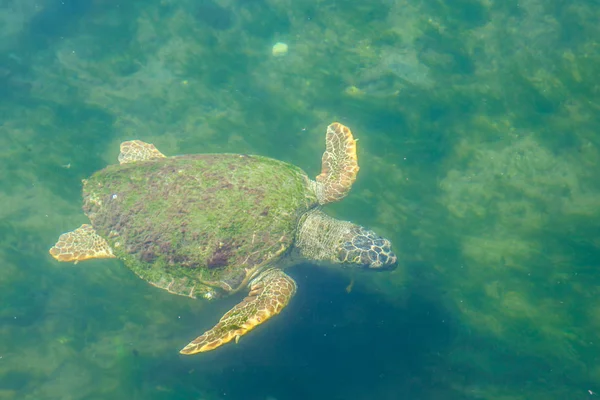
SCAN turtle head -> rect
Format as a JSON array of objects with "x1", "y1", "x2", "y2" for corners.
[
  {"x1": 296, "y1": 210, "x2": 397, "y2": 270},
  {"x1": 336, "y1": 226, "x2": 397, "y2": 270}
]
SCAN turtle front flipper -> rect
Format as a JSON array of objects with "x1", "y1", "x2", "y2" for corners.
[
  {"x1": 180, "y1": 269, "x2": 296, "y2": 354},
  {"x1": 316, "y1": 122, "x2": 360, "y2": 204},
  {"x1": 118, "y1": 140, "x2": 166, "y2": 164},
  {"x1": 49, "y1": 224, "x2": 115, "y2": 263}
]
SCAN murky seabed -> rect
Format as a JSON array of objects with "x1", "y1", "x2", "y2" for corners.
[{"x1": 1, "y1": 0, "x2": 599, "y2": 399}]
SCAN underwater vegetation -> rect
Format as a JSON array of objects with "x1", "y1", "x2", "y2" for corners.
[{"x1": 1, "y1": 0, "x2": 600, "y2": 398}]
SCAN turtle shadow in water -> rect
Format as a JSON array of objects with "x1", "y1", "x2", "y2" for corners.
[{"x1": 135, "y1": 262, "x2": 461, "y2": 400}]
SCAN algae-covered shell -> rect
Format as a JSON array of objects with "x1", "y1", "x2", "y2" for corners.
[{"x1": 82, "y1": 154, "x2": 318, "y2": 296}]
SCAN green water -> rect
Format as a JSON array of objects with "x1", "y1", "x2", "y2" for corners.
[{"x1": 1, "y1": 0, "x2": 599, "y2": 398}]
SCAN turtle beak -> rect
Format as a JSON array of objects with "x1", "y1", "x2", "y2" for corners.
[
  {"x1": 369, "y1": 251, "x2": 397, "y2": 270},
  {"x1": 366, "y1": 234, "x2": 397, "y2": 270}
]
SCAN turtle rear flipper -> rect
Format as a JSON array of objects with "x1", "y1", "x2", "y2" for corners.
[
  {"x1": 179, "y1": 269, "x2": 296, "y2": 354},
  {"x1": 118, "y1": 140, "x2": 166, "y2": 164},
  {"x1": 316, "y1": 122, "x2": 360, "y2": 204},
  {"x1": 49, "y1": 224, "x2": 115, "y2": 263}
]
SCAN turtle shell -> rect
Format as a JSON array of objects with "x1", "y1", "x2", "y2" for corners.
[{"x1": 82, "y1": 154, "x2": 318, "y2": 297}]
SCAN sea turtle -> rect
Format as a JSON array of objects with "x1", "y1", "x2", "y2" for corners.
[{"x1": 49, "y1": 122, "x2": 397, "y2": 354}]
